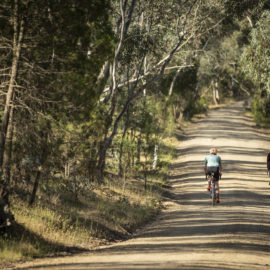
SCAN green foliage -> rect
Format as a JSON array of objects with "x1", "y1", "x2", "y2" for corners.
[
  {"x1": 197, "y1": 29, "x2": 246, "y2": 100},
  {"x1": 0, "y1": 0, "x2": 114, "y2": 192},
  {"x1": 224, "y1": 0, "x2": 266, "y2": 20},
  {"x1": 194, "y1": 96, "x2": 208, "y2": 114},
  {"x1": 252, "y1": 96, "x2": 270, "y2": 124},
  {"x1": 174, "y1": 67, "x2": 198, "y2": 97},
  {"x1": 241, "y1": 10, "x2": 270, "y2": 123},
  {"x1": 164, "y1": 109, "x2": 176, "y2": 136},
  {"x1": 241, "y1": 11, "x2": 270, "y2": 94}
]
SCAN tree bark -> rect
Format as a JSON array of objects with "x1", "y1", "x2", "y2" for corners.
[
  {"x1": 29, "y1": 170, "x2": 41, "y2": 206},
  {"x1": 1, "y1": 106, "x2": 15, "y2": 203},
  {"x1": 213, "y1": 80, "x2": 219, "y2": 104},
  {"x1": 169, "y1": 67, "x2": 182, "y2": 96},
  {"x1": 0, "y1": 6, "x2": 24, "y2": 168},
  {"x1": 29, "y1": 128, "x2": 48, "y2": 206},
  {"x1": 0, "y1": 0, "x2": 24, "y2": 228},
  {"x1": 97, "y1": 0, "x2": 136, "y2": 182},
  {"x1": 118, "y1": 107, "x2": 130, "y2": 177}
]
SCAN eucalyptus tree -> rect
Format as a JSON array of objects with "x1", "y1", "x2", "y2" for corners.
[
  {"x1": 180, "y1": 0, "x2": 269, "y2": 105},
  {"x1": 221, "y1": 0, "x2": 270, "y2": 122},
  {"x1": 95, "y1": 0, "x2": 236, "y2": 181},
  {"x1": 0, "y1": 0, "x2": 113, "y2": 226},
  {"x1": 0, "y1": 0, "x2": 26, "y2": 227},
  {"x1": 241, "y1": 10, "x2": 270, "y2": 122},
  {"x1": 96, "y1": 0, "x2": 185, "y2": 180}
]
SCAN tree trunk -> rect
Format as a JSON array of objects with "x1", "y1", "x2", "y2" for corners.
[
  {"x1": 213, "y1": 80, "x2": 219, "y2": 104},
  {"x1": 131, "y1": 129, "x2": 135, "y2": 168},
  {"x1": 96, "y1": 0, "x2": 136, "y2": 182},
  {"x1": 137, "y1": 132, "x2": 142, "y2": 164},
  {"x1": 1, "y1": 106, "x2": 15, "y2": 203},
  {"x1": 0, "y1": 1, "x2": 24, "y2": 228},
  {"x1": 29, "y1": 170, "x2": 41, "y2": 206},
  {"x1": 29, "y1": 130, "x2": 48, "y2": 206},
  {"x1": 168, "y1": 67, "x2": 181, "y2": 96},
  {"x1": 118, "y1": 72, "x2": 131, "y2": 176},
  {"x1": 137, "y1": 87, "x2": 147, "y2": 164},
  {"x1": 0, "y1": 10, "x2": 24, "y2": 168},
  {"x1": 96, "y1": 145, "x2": 107, "y2": 181},
  {"x1": 118, "y1": 124, "x2": 129, "y2": 177}
]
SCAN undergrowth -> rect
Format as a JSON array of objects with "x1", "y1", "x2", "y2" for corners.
[{"x1": 0, "y1": 135, "x2": 178, "y2": 266}]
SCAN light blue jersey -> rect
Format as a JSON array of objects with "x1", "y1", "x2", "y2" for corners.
[{"x1": 204, "y1": 154, "x2": 221, "y2": 167}]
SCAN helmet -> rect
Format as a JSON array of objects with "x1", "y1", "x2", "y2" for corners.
[{"x1": 210, "y1": 148, "x2": 218, "y2": 154}]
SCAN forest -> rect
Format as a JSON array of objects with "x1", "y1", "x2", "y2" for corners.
[{"x1": 0, "y1": 0, "x2": 270, "y2": 264}]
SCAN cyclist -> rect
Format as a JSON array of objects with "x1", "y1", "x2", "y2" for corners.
[
  {"x1": 267, "y1": 152, "x2": 270, "y2": 175},
  {"x1": 204, "y1": 147, "x2": 222, "y2": 203}
]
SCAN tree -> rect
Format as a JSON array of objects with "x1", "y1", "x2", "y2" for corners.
[
  {"x1": 0, "y1": 0, "x2": 113, "y2": 227},
  {"x1": 241, "y1": 10, "x2": 270, "y2": 122},
  {"x1": 94, "y1": 0, "x2": 234, "y2": 181}
]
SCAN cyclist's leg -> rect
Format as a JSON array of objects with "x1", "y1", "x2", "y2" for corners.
[
  {"x1": 207, "y1": 174, "x2": 211, "y2": 191},
  {"x1": 207, "y1": 174, "x2": 211, "y2": 186},
  {"x1": 206, "y1": 167, "x2": 214, "y2": 190},
  {"x1": 214, "y1": 181, "x2": 219, "y2": 193},
  {"x1": 213, "y1": 168, "x2": 220, "y2": 197}
]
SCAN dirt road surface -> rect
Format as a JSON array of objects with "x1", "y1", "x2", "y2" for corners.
[{"x1": 14, "y1": 101, "x2": 270, "y2": 269}]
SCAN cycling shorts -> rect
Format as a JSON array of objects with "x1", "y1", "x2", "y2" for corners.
[{"x1": 207, "y1": 166, "x2": 220, "y2": 180}]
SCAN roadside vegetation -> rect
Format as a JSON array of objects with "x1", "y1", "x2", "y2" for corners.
[
  {"x1": 0, "y1": 117, "x2": 178, "y2": 265},
  {"x1": 0, "y1": 0, "x2": 270, "y2": 266}
]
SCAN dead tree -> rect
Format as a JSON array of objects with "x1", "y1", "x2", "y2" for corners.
[{"x1": 0, "y1": 0, "x2": 24, "y2": 228}]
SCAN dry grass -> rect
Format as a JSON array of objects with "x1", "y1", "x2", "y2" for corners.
[{"x1": 0, "y1": 135, "x2": 178, "y2": 267}]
